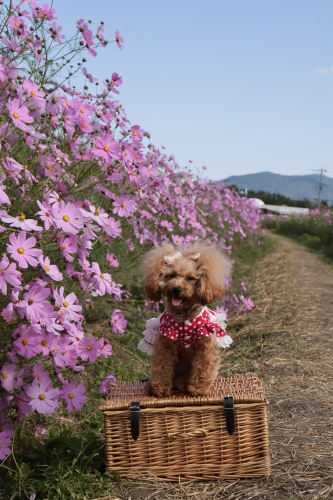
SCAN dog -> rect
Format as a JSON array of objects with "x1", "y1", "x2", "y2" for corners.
[{"x1": 138, "y1": 241, "x2": 232, "y2": 397}]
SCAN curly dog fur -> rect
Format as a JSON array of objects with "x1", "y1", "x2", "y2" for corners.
[{"x1": 141, "y1": 241, "x2": 231, "y2": 397}]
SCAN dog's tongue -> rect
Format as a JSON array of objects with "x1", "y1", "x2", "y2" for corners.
[{"x1": 172, "y1": 297, "x2": 183, "y2": 306}]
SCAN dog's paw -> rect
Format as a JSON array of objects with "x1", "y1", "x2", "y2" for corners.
[
  {"x1": 145, "y1": 381, "x2": 172, "y2": 397},
  {"x1": 187, "y1": 384, "x2": 211, "y2": 397}
]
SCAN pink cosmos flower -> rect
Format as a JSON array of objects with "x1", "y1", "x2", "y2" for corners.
[
  {"x1": 0, "y1": 256, "x2": 22, "y2": 295},
  {"x1": 106, "y1": 253, "x2": 119, "y2": 267},
  {"x1": 103, "y1": 217, "x2": 122, "y2": 238},
  {"x1": 110, "y1": 309, "x2": 127, "y2": 334},
  {"x1": 76, "y1": 338, "x2": 101, "y2": 362},
  {"x1": 7, "y1": 231, "x2": 42, "y2": 268},
  {"x1": 36, "y1": 201, "x2": 54, "y2": 230},
  {"x1": 7, "y1": 98, "x2": 34, "y2": 132},
  {"x1": 22, "y1": 79, "x2": 45, "y2": 100},
  {"x1": 115, "y1": 30, "x2": 124, "y2": 50},
  {"x1": 160, "y1": 220, "x2": 173, "y2": 231},
  {"x1": 99, "y1": 337, "x2": 112, "y2": 357},
  {"x1": 13, "y1": 326, "x2": 41, "y2": 358},
  {"x1": 39, "y1": 256, "x2": 63, "y2": 281},
  {"x1": 0, "y1": 364, "x2": 17, "y2": 392},
  {"x1": 60, "y1": 380, "x2": 87, "y2": 411},
  {"x1": 0, "y1": 211, "x2": 42, "y2": 231},
  {"x1": 53, "y1": 287, "x2": 82, "y2": 322},
  {"x1": 58, "y1": 235, "x2": 78, "y2": 262},
  {"x1": 52, "y1": 201, "x2": 84, "y2": 234},
  {"x1": 99, "y1": 373, "x2": 116, "y2": 394},
  {"x1": 92, "y1": 134, "x2": 120, "y2": 162},
  {"x1": 26, "y1": 379, "x2": 60, "y2": 415},
  {"x1": 113, "y1": 196, "x2": 136, "y2": 217},
  {"x1": 0, "y1": 419, "x2": 15, "y2": 438},
  {"x1": 0, "y1": 432, "x2": 12, "y2": 460},
  {"x1": 90, "y1": 262, "x2": 113, "y2": 296},
  {"x1": 130, "y1": 125, "x2": 143, "y2": 142},
  {"x1": 20, "y1": 285, "x2": 56, "y2": 324},
  {"x1": 80, "y1": 205, "x2": 109, "y2": 226}
]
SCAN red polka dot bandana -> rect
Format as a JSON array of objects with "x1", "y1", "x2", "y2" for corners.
[{"x1": 160, "y1": 308, "x2": 227, "y2": 348}]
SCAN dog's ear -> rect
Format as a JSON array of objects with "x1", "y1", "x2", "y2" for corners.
[
  {"x1": 140, "y1": 244, "x2": 175, "y2": 302},
  {"x1": 196, "y1": 266, "x2": 225, "y2": 305},
  {"x1": 191, "y1": 243, "x2": 231, "y2": 306}
]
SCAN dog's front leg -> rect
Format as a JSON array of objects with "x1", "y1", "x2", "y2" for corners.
[
  {"x1": 146, "y1": 335, "x2": 178, "y2": 397},
  {"x1": 187, "y1": 335, "x2": 220, "y2": 396}
]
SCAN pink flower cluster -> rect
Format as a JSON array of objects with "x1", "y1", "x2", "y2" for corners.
[{"x1": 0, "y1": 0, "x2": 262, "y2": 461}]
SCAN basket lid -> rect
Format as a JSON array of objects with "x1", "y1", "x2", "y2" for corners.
[{"x1": 100, "y1": 374, "x2": 266, "y2": 411}]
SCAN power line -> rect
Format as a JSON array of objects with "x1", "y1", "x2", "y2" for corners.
[{"x1": 178, "y1": 158, "x2": 333, "y2": 174}]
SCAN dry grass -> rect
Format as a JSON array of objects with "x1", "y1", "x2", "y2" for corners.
[{"x1": 99, "y1": 234, "x2": 333, "y2": 500}]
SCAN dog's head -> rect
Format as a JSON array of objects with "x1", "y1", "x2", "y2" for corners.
[{"x1": 141, "y1": 241, "x2": 231, "y2": 312}]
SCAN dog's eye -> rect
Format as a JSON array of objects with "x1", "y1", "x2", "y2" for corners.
[
  {"x1": 186, "y1": 276, "x2": 196, "y2": 281},
  {"x1": 168, "y1": 273, "x2": 176, "y2": 279}
]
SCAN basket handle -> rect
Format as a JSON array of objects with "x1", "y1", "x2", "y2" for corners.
[
  {"x1": 129, "y1": 401, "x2": 140, "y2": 441},
  {"x1": 167, "y1": 428, "x2": 210, "y2": 439}
]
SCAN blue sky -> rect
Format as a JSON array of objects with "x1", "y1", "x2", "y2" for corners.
[{"x1": 53, "y1": 0, "x2": 333, "y2": 181}]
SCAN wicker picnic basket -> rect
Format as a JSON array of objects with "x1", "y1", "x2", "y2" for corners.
[{"x1": 100, "y1": 374, "x2": 270, "y2": 481}]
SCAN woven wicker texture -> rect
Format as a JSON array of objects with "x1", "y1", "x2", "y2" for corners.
[
  {"x1": 101, "y1": 375, "x2": 270, "y2": 481},
  {"x1": 100, "y1": 374, "x2": 266, "y2": 411}
]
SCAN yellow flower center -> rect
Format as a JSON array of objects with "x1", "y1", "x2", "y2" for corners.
[
  {"x1": 0, "y1": 270, "x2": 4, "y2": 275},
  {"x1": 103, "y1": 146, "x2": 109, "y2": 152},
  {"x1": 41, "y1": 340, "x2": 48, "y2": 346},
  {"x1": 62, "y1": 301, "x2": 68, "y2": 308},
  {"x1": 94, "y1": 209, "x2": 100, "y2": 216},
  {"x1": 23, "y1": 165, "x2": 28, "y2": 169},
  {"x1": 80, "y1": 109, "x2": 85, "y2": 114},
  {"x1": 28, "y1": 299, "x2": 34, "y2": 305},
  {"x1": 133, "y1": 131, "x2": 137, "y2": 136},
  {"x1": 13, "y1": 112, "x2": 19, "y2": 119},
  {"x1": 52, "y1": 349, "x2": 58, "y2": 354},
  {"x1": 19, "y1": 213, "x2": 26, "y2": 221},
  {"x1": 30, "y1": 90, "x2": 36, "y2": 96},
  {"x1": 22, "y1": 339, "x2": 28, "y2": 345},
  {"x1": 2, "y1": 373, "x2": 8, "y2": 380},
  {"x1": 44, "y1": 266, "x2": 50, "y2": 272},
  {"x1": 100, "y1": 274, "x2": 104, "y2": 279},
  {"x1": 45, "y1": 211, "x2": 50, "y2": 216},
  {"x1": 46, "y1": 165, "x2": 52, "y2": 170},
  {"x1": 63, "y1": 215, "x2": 70, "y2": 222},
  {"x1": 87, "y1": 345, "x2": 92, "y2": 351},
  {"x1": 17, "y1": 247, "x2": 25, "y2": 254},
  {"x1": 14, "y1": 22, "x2": 19, "y2": 27},
  {"x1": 121, "y1": 203, "x2": 125, "y2": 207},
  {"x1": 109, "y1": 258, "x2": 113, "y2": 263},
  {"x1": 61, "y1": 245, "x2": 66, "y2": 251},
  {"x1": 0, "y1": 443, "x2": 2, "y2": 449},
  {"x1": 68, "y1": 393, "x2": 75, "y2": 399},
  {"x1": 82, "y1": 123, "x2": 87, "y2": 128},
  {"x1": 38, "y1": 394, "x2": 46, "y2": 400}
]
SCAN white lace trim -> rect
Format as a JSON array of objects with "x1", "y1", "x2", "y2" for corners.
[
  {"x1": 137, "y1": 338, "x2": 154, "y2": 356},
  {"x1": 216, "y1": 334, "x2": 233, "y2": 349}
]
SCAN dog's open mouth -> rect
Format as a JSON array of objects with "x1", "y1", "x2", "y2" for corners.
[{"x1": 172, "y1": 297, "x2": 183, "y2": 306}]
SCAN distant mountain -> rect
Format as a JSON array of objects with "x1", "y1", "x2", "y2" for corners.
[{"x1": 223, "y1": 171, "x2": 333, "y2": 203}]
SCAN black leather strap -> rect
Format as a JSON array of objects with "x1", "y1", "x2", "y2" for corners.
[
  {"x1": 224, "y1": 395, "x2": 235, "y2": 435},
  {"x1": 129, "y1": 402, "x2": 140, "y2": 441}
]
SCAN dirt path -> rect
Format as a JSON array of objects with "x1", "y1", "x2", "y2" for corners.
[{"x1": 108, "y1": 234, "x2": 333, "y2": 500}]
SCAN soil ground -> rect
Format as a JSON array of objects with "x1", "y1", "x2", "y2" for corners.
[{"x1": 100, "y1": 234, "x2": 333, "y2": 500}]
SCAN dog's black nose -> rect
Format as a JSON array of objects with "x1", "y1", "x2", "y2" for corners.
[{"x1": 173, "y1": 287, "x2": 182, "y2": 296}]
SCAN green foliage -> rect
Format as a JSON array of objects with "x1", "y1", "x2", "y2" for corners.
[{"x1": 275, "y1": 213, "x2": 333, "y2": 262}]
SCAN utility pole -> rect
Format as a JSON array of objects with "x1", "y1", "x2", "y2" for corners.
[{"x1": 312, "y1": 165, "x2": 327, "y2": 208}]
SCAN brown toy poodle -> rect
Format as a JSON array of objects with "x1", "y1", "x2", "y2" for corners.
[{"x1": 138, "y1": 241, "x2": 232, "y2": 397}]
